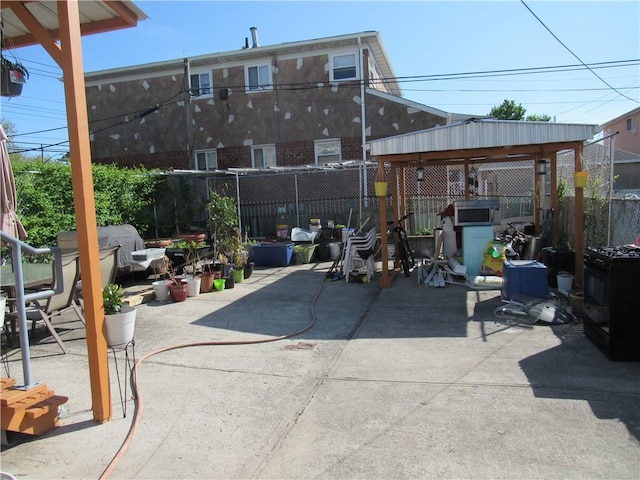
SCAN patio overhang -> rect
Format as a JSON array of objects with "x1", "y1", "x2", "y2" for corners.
[
  {"x1": 368, "y1": 119, "x2": 598, "y2": 289},
  {"x1": 1, "y1": 0, "x2": 147, "y2": 423}
]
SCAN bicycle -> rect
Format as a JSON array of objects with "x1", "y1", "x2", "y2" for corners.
[{"x1": 387, "y1": 212, "x2": 416, "y2": 277}]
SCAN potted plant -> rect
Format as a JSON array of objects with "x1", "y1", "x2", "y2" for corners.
[
  {"x1": 164, "y1": 268, "x2": 189, "y2": 302},
  {"x1": 181, "y1": 240, "x2": 205, "y2": 297},
  {"x1": 103, "y1": 284, "x2": 136, "y2": 347},
  {"x1": 207, "y1": 191, "x2": 239, "y2": 267},
  {"x1": 199, "y1": 262, "x2": 216, "y2": 293},
  {"x1": 1, "y1": 55, "x2": 29, "y2": 97}
]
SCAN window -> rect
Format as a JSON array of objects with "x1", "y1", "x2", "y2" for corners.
[
  {"x1": 330, "y1": 53, "x2": 358, "y2": 82},
  {"x1": 245, "y1": 64, "x2": 272, "y2": 91},
  {"x1": 252, "y1": 145, "x2": 276, "y2": 168},
  {"x1": 195, "y1": 149, "x2": 217, "y2": 171},
  {"x1": 190, "y1": 72, "x2": 212, "y2": 97},
  {"x1": 315, "y1": 139, "x2": 341, "y2": 165},
  {"x1": 627, "y1": 117, "x2": 634, "y2": 132}
]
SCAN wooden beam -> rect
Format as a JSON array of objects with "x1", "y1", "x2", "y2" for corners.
[
  {"x1": 8, "y1": 2, "x2": 63, "y2": 65},
  {"x1": 104, "y1": 0, "x2": 140, "y2": 26},
  {"x1": 58, "y1": 0, "x2": 112, "y2": 423}
]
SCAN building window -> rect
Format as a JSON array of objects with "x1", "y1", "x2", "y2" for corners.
[
  {"x1": 252, "y1": 145, "x2": 276, "y2": 168},
  {"x1": 315, "y1": 139, "x2": 341, "y2": 165},
  {"x1": 330, "y1": 53, "x2": 358, "y2": 82},
  {"x1": 195, "y1": 149, "x2": 217, "y2": 170},
  {"x1": 190, "y1": 72, "x2": 212, "y2": 97},
  {"x1": 245, "y1": 64, "x2": 272, "y2": 91},
  {"x1": 627, "y1": 117, "x2": 634, "y2": 132}
]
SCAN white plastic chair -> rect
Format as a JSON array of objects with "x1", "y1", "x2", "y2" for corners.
[{"x1": 342, "y1": 228, "x2": 377, "y2": 282}]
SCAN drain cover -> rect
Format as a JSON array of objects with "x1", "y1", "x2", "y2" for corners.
[{"x1": 284, "y1": 341, "x2": 316, "y2": 350}]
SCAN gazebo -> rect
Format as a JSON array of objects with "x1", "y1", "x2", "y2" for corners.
[
  {"x1": 1, "y1": 0, "x2": 147, "y2": 423},
  {"x1": 368, "y1": 118, "x2": 598, "y2": 289}
]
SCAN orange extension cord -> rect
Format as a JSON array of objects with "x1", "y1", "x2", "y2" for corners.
[{"x1": 99, "y1": 276, "x2": 326, "y2": 479}]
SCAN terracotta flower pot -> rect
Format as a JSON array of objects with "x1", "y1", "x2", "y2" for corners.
[
  {"x1": 200, "y1": 272, "x2": 215, "y2": 293},
  {"x1": 168, "y1": 280, "x2": 189, "y2": 302}
]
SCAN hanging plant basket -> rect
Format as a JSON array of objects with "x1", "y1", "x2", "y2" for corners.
[{"x1": 1, "y1": 59, "x2": 28, "y2": 98}]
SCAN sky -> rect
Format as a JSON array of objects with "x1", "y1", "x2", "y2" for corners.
[{"x1": 1, "y1": 0, "x2": 639, "y2": 159}]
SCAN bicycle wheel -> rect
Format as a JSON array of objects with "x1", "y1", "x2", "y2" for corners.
[
  {"x1": 403, "y1": 237, "x2": 416, "y2": 269},
  {"x1": 398, "y1": 242, "x2": 411, "y2": 277}
]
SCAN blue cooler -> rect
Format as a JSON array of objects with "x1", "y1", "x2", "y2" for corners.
[{"x1": 501, "y1": 260, "x2": 548, "y2": 301}]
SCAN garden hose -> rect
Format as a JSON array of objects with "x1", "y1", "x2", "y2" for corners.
[{"x1": 98, "y1": 270, "x2": 326, "y2": 479}]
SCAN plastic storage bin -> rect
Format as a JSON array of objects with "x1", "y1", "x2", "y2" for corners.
[
  {"x1": 294, "y1": 244, "x2": 317, "y2": 264},
  {"x1": 502, "y1": 260, "x2": 548, "y2": 301},
  {"x1": 252, "y1": 242, "x2": 294, "y2": 267}
]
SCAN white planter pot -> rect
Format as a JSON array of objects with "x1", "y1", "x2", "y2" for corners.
[
  {"x1": 186, "y1": 276, "x2": 201, "y2": 297},
  {"x1": 152, "y1": 279, "x2": 172, "y2": 301},
  {"x1": 105, "y1": 305, "x2": 136, "y2": 347}
]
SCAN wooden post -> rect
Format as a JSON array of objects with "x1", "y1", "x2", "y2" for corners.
[
  {"x1": 377, "y1": 158, "x2": 391, "y2": 288},
  {"x1": 58, "y1": 0, "x2": 112, "y2": 422},
  {"x1": 574, "y1": 144, "x2": 585, "y2": 288},
  {"x1": 534, "y1": 156, "x2": 541, "y2": 235},
  {"x1": 550, "y1": 153, "x2": 558, "y2": 245}
]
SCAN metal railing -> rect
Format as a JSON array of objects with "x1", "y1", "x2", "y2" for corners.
[{"x1": 1, "y1": 231, "x2": 62, "y2": 389}]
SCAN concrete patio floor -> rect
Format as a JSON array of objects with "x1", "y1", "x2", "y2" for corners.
[{"x1": 1, "y1": 261, "x2": 638, "y2": 479}]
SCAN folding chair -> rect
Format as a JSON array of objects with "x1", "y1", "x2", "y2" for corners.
[{"x1": 7, "y1": 252, "x2": 84, "y2": 354}]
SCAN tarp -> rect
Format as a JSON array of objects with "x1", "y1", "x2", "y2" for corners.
[{"x1": 57, "y1": 224, "x2": 145, "y2": 272}]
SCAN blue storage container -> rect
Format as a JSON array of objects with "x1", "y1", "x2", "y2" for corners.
[
  {"x1": 502, "y1": 260, "x2": 548, "y2": 301},
  {"x1": 252, "y1": 242, "x2": 294, "y2": 267}
]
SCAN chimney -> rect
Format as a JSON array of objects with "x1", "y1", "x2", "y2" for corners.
[
  {"x1": 243, "y1": 37, "x2": 249, "y2": 49},
  {"x1": 250, "y1": 27, "x2": 259, "y2": 48}
]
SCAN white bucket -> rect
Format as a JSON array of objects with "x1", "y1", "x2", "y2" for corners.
[
  {"x1": 186, "y1": 276, "x2": 201, "y2": 297},
  {"x1": 328, "y1": 242, "x2": 341, "y2": 260},
  {"x1": 557, "y1": 272, "x2": 573, "y2": 293},
  {"x1": 152, "y1": 279, "x2": 171, "y2": 301}
]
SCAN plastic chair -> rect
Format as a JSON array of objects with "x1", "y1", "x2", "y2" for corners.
[
  {"x1": 342, "y1": 228, "x2": 377, "y2": 282},
  {"x1": 7, "y1": 252, "x2": 84, "y2": 354}
]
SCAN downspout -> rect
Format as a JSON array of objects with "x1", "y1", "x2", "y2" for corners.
[
  {"x1": 184, "y1": 58, "x2": 194, "y2": 167},
  {"x1": 358, "y1": 37, "x2": 367, "y2": 215}
]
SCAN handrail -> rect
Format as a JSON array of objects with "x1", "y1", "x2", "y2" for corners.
[{"x1": 1, "y1": 231, "x2": 63, "y2": 389}]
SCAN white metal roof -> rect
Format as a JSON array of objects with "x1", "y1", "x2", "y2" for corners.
[
  {"x1": 1, "y1": 1, "x2": 148, "y2": 49},
  {"x1": 368, "y1": 118, "x2": 598, "y2": 156}
]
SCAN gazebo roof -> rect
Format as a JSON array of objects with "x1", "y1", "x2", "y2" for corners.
[{"x1": 369, "y1": 118, "x2": 598, "y2": 161}]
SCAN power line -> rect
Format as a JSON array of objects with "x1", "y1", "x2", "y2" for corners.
[{"x1": 520, "y1": 0, "x2": 639, "y2": 104}]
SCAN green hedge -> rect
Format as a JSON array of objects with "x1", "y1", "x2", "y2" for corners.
[{"x1": 11, "y1": 160, "x2": 164, "y2": 248}]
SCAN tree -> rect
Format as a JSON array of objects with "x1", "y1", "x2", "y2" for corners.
[
  {"x1": 525, "y1": 113, "x2": 552, "y2": 122},
  {"x1": 489, "y1": 99, "x2": 551, "y2": 122},
  {"x1": 489, "y1": 100, "x2": 527, "y2": 120}
]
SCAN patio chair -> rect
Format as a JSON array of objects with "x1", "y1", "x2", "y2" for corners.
[
  {"x1": 75, "y1": 245, "x2": 122, "y2": 316},
  {"x1": 342, "y1": 228, "x2": 377, "y2": 282},
  {"x1": 6, "y1": 252, "x2": 84, "y2": 354}
]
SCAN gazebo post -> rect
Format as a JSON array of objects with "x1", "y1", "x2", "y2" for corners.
[
  {"x1": 550, "y1": 152, "x2": 558, "y2": 245},
  {"x1": 534, "y1": 155, "x2": 541, "y2": 235},
  {"x1": 574, "y1": 144, "x2": 585, "y2": 288},
  {"x1": 377, "y1": 159, "x2": 391, "y2": 288}
]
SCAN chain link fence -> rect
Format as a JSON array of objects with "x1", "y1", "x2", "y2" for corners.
[{"x1": 151, "y1": 138, "x2": 637, "y2": 247}]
